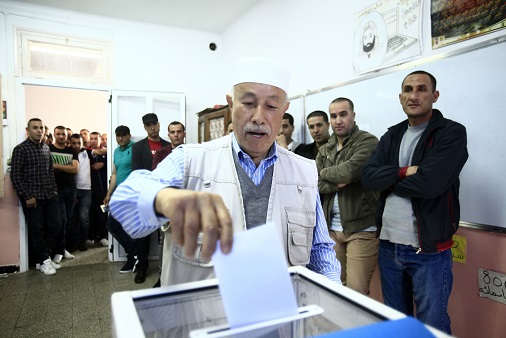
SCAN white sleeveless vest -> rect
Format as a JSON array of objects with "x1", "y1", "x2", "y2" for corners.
[{"x1": 162, "y1": 135, "x2": 318, "y2": 286}]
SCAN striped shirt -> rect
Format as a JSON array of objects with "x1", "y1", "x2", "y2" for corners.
[
  {"x1": 110, "y1": 133, "x2": 341, "y2": 283},
  {"x1": 11, "y1": 138, "x2": 57, "y2": 201}
]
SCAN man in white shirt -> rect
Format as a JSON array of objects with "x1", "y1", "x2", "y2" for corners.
[{"x1": 70, "y1": 134, "x2": 92, "y2": 252}]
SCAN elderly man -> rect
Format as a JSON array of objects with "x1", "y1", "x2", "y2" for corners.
[{"x1": 110, "y1": 57, "x2": 341, "y2": 286}]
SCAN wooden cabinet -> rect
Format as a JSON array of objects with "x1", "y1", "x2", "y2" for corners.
[{"x1": 197, "y1": 105, "x2": 232, "y2": 143}]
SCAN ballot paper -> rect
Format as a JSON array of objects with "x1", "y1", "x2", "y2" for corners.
[{"x1": 212, "y1": 222, "x2": 299, "y2": 328}]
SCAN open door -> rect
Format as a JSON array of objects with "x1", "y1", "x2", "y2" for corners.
[
  {"x1": 16, "y1": 77, "x2": 111, "y2": 272},
  {"x1": 109, "y1": 90, "x2": 185, "y2": 262}
]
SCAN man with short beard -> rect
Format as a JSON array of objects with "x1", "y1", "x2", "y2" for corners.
[
  {"x1": 11, "y1": 118, "x2": 62, "y2": 275},
  {"x1": 317, "y1": 98, "x2": 379, "y2": 295},
  {"x1": 362, "y1": 24, "x2": 376, "y2": 57}
]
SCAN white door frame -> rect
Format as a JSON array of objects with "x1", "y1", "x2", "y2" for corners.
[
  {"x1": 109, "y1": 90, "x2": 186, "y2": 262},
  {"x1": 15, "y1": 77, "x2": 111, "y2": 272}
]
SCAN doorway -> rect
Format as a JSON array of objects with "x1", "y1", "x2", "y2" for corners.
[{"x1": 16, "y1": 80, "x2": 111, "y2": 272}]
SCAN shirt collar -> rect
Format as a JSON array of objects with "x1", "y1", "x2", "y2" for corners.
[
  {"x1": 230, "y1": 132, "x2": 278, "y2": 164},
  {"x1": 27, "y1": 138, "x2": 43, "y2": 148},
  {"x1": 118, "y1": 141, "x2": 134, "y2": 152}
]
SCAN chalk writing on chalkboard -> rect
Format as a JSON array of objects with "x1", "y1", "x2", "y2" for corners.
[{"x1": 478, "y1": 269, "x2": 506, "y2": 305}]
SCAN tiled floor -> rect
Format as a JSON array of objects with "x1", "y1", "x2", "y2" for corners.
[{"x1": 0, "y1": 246, "x2": 159, "y2": 338}]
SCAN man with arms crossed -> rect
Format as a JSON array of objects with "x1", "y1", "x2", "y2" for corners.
[
  {"x1": 316, "y1": 98, "x2": 379, "y2": 295},
  {"x1": 362, "y1": 70, "x2": 468, "y2": 333},
  {"x1": 110, "y1": 57, "x2": 341, "y2": 286},
  {"x1": 50, "y1": 125, "x2": 79, "y2": 261}
]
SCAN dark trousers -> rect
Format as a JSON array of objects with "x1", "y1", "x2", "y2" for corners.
[
  {"x1": 106, "y1": 215, "x2": 137, "y2": 260},
  {"x1": 135, "y1": 235, "x2": 151, "y2": 271},
  {"x1": 54, "y1": 186, "x2": 77, "y2": 255},
  {"x1": 20, "y1": 195, "x2": 62, "y2": 264},
  {"x1": 89, "y1": 189, "x2": 108, "y2": 240},
  {"x1": 75, "y1": 189, "x2": 92, "y2": 244}
]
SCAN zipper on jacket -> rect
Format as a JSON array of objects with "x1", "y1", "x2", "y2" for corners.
[{"x1": 415, "y1": 210, "x2": 423, "y2": 253}]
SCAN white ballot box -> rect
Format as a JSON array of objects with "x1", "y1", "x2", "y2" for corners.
[{"x1": 111, "y1": 266, "x2": 449, "y2": 337}]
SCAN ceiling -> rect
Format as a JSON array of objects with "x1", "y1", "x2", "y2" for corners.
[{"x1": 12, "y1": 0, "x2": 260, "y2": 33}]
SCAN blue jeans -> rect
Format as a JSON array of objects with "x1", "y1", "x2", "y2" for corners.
[
  {"x1": 76, "y1": 189, "x2": 91, "y2": 244},
  {"x1": 378, "y1": 240, "x2": 453, "y2": 334}
]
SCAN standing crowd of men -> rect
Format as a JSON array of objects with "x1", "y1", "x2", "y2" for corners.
[
  {"x1": 12, "y1": 57, "x2": 467, "y2": 334},
  {"x1": 10, "y1": 115, "x2": 186, "y2": 286},
  {"x1": 11, "y1": 126, "x2": 110, "y2": 274}
]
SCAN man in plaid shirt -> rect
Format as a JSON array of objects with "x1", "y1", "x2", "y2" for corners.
[{"x1": 11, "y1": 118, "x2": 62, "y2": 275}]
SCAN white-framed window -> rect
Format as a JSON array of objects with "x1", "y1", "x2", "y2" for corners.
[{"x1": 16, "y1": 29, "x2": 112, "y2": 85}]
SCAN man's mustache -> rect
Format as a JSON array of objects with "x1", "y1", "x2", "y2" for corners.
[{"x1": 243, "y1": 123, "x2": 272, "y2": 135}]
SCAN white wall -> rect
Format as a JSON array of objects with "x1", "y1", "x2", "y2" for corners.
[{"x1": 224, "y1": 0, "x2": 505, "y2": 95}]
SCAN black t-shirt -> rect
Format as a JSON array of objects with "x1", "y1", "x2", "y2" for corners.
[
  {"x1": 89, "y1": 149, "x2": 108, "y2": 192},
  {"x1": 49, "y1": 144, "x2": 78, "y2": 188},
  {"x1": 294, "y1": 142, "x2": 319, "y2": 160}
]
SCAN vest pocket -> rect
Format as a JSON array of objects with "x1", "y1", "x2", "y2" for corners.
[
  {"x1": 172, "y1": 232, "x2": 214, "y2": 268},
  {"x1": 287, "y1": 208, "x2": 315, "y2": 266}
]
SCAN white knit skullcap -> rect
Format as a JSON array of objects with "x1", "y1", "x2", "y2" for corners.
[{"x1": 232, "y1": 57, "x2": 290, "y2": 94}]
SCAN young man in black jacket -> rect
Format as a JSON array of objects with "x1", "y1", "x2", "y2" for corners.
[{"x1": 130, "y1": 113, "x2": 170, "y2": 283}]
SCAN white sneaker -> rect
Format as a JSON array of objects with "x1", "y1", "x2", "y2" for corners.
[
  {"x1": 100, "y1": 238, "x2": 109, "y2": 247},
  {"x1": 40, "y1": 258, "x2": 56, "y2": 275},
  {"x1": 51, "y1": 261, "x2": 61, "y2": 270},
  {"x1": 85, "y1": 239, "x2": 94, "y2": 247},
  {"x1": 53, "y1": 254, "x2": 63, "y2": 263},
  {"x1": 37, "y1": 262, "x2": 60, "y2": 270},
  {"x1": 64, "y1": 250, "x2": 75, "y2": 259}
]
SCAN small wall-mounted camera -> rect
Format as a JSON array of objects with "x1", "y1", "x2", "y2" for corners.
[{"x1": 209, "y1": 42, "x2": 217, "y2": 51}]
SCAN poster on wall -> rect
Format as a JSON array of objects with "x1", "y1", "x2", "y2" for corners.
[
  {"x1": 353, "y1": 0, "x2": 423, "y2": 74},
  {"x1": 431, "y1": 0, "x2": 506, "y2": 49}
]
